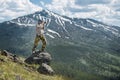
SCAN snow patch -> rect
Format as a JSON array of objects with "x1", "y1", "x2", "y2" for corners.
[
  {"x1": 87, "y1": 19, "x2": 97, "y2": 27},
  {"x1": 55, "y1": 19, "x2": 59, "y2": 25},
  {"x1": 10, "y1": 21, "x2": 35, "y2": 27},
  {"x1": 47, "y1": 29, "x2": 61, "y2": 37},
  {"x1": 6, "y1": 22, "x2": 10, "y2": 24},
  {"x1": 74, "y1": 23, "x2": 93, "y2": 31},
  {"x1": 65, "y1": 36, "x2": 69, "y2": 39},
  {"x1": 49, "y1": 10, "x2": 72, "y2": 28},
  {"x1": 99, "y1": 24, "x2": 119, "y2": 36},
  {"x1": 87, "y1": 19, "x2": 119, "y2": 36},
  {"x1": 80, "y1": 26, "x2": 93, "y2": 31},
  {"x1": 50, "y1": 11, "x2": 70, "y2": 22},
  {"x1": 44, "y1": 10, "x2": 52, "y2": 16},
  {"x1": 46, "y1": 33, "x2": 55, "y2": 38},
  {"x1": 79, "y1": 58, "x2": 88, "y2": 66},
  {"x1": 33, "y1": 14, "x2": 35, "y2": 18},
  {"x1": 46, "y1": 19, "x2": 51, "y2": 27}
]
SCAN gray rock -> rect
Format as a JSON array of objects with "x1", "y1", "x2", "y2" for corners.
[
  {"x1": 0, "y1": 50, "x2": 19, "y2": 62},
  {"x1": 24, "y1": 51, "x2": 52, "y2": 65},
  {"x1": 0, "y1": 58, "x2": 5, "y2": 62},
  {"x1": 0, "y1": 50, "x2": 13, "y2": 56},
  {"x1": 37, "y1": 63, "x2": 54, "y2": 75}
]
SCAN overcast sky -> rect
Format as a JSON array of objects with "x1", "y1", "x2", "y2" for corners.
[{"x1": 0, "y1": 0, "x2": 120, "y2": 26}]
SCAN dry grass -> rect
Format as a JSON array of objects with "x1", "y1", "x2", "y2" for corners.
[{"x1": 0, "y1": 55, "x2": 69, "y2": 80}]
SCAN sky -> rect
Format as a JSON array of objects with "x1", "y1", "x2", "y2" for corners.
[{"x1": 0, "y1": 0, "x2": 120, "y2": 26}]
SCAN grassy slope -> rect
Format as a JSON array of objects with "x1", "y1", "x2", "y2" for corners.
[{"x1": 0, "y1": 54, "x2": 70, "y2": 80}]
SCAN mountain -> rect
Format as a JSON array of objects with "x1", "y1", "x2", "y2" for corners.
[{"x1": 0, "y1": 9, "x2": 120, "y2": 80}]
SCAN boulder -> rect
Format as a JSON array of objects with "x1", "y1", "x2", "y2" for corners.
[
  {"x1": 24, "y1": 51, "x2": 52, "y2": 65},
  {"x1": 0, "y1": 50, "x2": 19, "y2": 62},
  {"x1": 0, "y1": 58, "x2": 5, "y2": 62},
  {"x1": 0, "y1": 50, "x2": 13, "y2": 56},
  {"x1": 37, "y1": 63, "x2": 54, "y2": 75}
]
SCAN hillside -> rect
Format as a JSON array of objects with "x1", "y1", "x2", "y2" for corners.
[
  {"x1": 0, "y1": 50, "x2": 107, "y2": 80},
  {"x1": 0, "y1": 9, "x2": 120, "y2": 80},
  {"x1": 0, "y1": 50, "x2": 70, "y2": 80}
]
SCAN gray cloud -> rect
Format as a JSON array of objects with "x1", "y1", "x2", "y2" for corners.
[
  {"x1": 0, "y1": 0, "x2": 120, "y2": 26},
  {"x1": 43, "y1": 0, "x2": 120, "y2": 26},
  {"x1": 75, "y1": 0, "x2": 110, "y2": 6},
  {"x1": 68, "y1": 7, "x2": 95, "y2": 12},
  {"x1": 115, "y1": 8, "x2": 120, "y2": 11},
  {"x1": 0, "y1": 0, "x2": 41, "y2": 23}
]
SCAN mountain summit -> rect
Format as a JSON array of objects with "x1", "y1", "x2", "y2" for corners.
[{"x1": 0, "y1": 9, "x2": 120, "y2": 54}]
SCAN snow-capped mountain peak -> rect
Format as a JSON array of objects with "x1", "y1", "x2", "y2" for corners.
[{"x1": 5, "y1": 9, "x2": 120, "y2": 39}]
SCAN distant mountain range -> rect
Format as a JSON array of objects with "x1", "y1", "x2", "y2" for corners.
[{"x1": 0, "y1": 9, "x2": 120, "y2": 80}]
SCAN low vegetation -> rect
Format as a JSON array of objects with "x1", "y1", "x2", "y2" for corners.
[{"x1": 0, "y1": 54, "x2": 69, "y2": 80}]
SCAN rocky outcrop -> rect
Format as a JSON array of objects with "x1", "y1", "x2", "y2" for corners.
[
  {"x1": 24, "y1": 51, "x2": 54, "y2": 75},
  {"x1": 0, "y1": 50, "x2": 20, "y2": 62},
  {"x1": 37, "y1": 63, "x2": 54, "y2": 75},
  {"x1": 0, "y1": 58, "x2": 5, "y2": 62},
  {"x1": 24, "y1": 51, "x2": 52, "y2": 65},
  {"x1": 0, "y1": 50, "x2": 54, "y2": 75}
]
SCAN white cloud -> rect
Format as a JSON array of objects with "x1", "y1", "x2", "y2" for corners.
[
  {"x1": 41, "y1": 0, "x2": 120, "y2": 26},
  {"x1": 0, "y1": 0, "x2": 120, "y2": 26},
  {"x1": 44, "y1": 0, "x2": 79, "y2": 16},
  {"x1": 72, "y1": 11, "x2": 97, "y2": 18},
  {"x1": 88, "y1": 3, "x2": 120, "y2": 25},
  {"x1": 0, "y1": 0, "x2": 42, "y2": 22}
]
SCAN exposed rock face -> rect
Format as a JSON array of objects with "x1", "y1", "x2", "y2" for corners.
[
  {"x1": 37, "y1": 63, "x2": 54, "y2": 75},
  {"x1": 0, "y1": 50, "x2": 54, "y2": 75},
  {"x1": 24, "y1": 51, "x2": 54, "y2": 75},
  {"x1": 0, "y1": 50, "x2": 19, "y2": 62},
  {"x1": 24, "y1": 51, "x2": 52, "y2": 65}
]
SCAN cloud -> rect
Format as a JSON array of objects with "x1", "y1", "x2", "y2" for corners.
[
  {"x1": 75, "y1": 0, "x2": 110, "y2": 6},
  {"x1": 0, "y1": 0, "x2": 42, "y2": 22},
  {"x1": 0, "y1": 0, "x2": 120, "y2": 26},
  {"x1": 41, "y1": 0, "x2": 120, "y2": 26}
]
